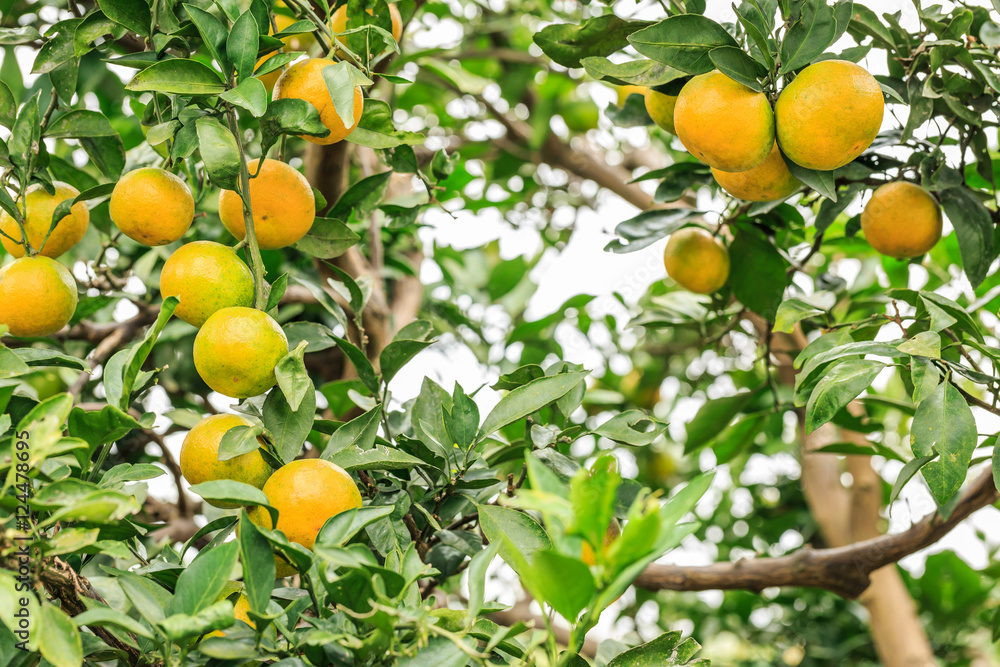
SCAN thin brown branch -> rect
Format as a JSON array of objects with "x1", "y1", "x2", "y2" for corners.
[{"x1": 634, "y1": 469, "x2": 998, "y2": 598}]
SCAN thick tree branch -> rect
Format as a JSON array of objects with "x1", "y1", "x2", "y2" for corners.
[{"x1": 634, "y1": 469, "x2": 997, "y2": 598}]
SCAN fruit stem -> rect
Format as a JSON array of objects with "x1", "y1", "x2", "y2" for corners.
[{"x1": 225, "y1": 103, "x2": 268, "y2": 309}]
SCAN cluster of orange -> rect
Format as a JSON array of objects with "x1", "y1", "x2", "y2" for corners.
[{"x1": 627, "y1": 61, "x2": 943, "y2": 295}]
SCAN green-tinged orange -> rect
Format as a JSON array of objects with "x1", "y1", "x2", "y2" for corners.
[
  {"x1": 0, "y1": 256, "x2": 78, "y2": 337},
  {"x1": 180, "y1": 414, "x2": 272, "y2": 509},
  {"x1": 775, "y1": 60, "x2": 884, "y2": 171},
  {"x1": 218, "y1": 158, "x2": 315, "y2": 250},
  {"x1": 644, "y1": 89, "x2": 677, "y2": 134},
  {"x1": 273, "y1": 58, "x2": 363, "y2": 145},
  {"x1": 248, "y1": 459, "x2": 362, "y2": 577},
  {"x1": 712, "y1": 143, "x2": 801, "y2": 202},
  {"x1": 0, "y1": 182, "x2": 89, "y2": 258},
  {"x1": 193, "y1": 307, "x2": 288, "y2": 398},
  {"x1": 861, "y1": 181, "x2": 942, "y2": 259},
  {"x1": 674, "y1": 72, "x2": 774, "y2": 172},
  {"x1": 159, "y1": 241, "x2": 254, "y2": 327},
  {"x1": 663, "y1": 227, "x2": 729, "y2": 294},
  {"x1": 110, "y1": 168, "x2": 194, "y2": 246}
]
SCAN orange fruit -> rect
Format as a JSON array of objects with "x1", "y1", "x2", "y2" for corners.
[
  {"x1": 644, "y1": 89, "x2": 677, "y2": 134},
  {"x1": 248, "y1": 458, "x2": 362, "y2": 576},
  {"x1": 674, "y1": 72, "x2": 774, "y2": 173},
  {"x1": 617, "y1": 84, "x2": 646, "y2": 107},
  {"x1": 861, "y1": 182, "x2": 942, "y2": 259},
  {"x1": 206, "y1": 593, "x2": 255, "y2": 638},
  {"x1": 330, "y1": 3, "x2": 403, "y2": 45},
  {"x1": 256, "y1": 14, "x2": 317, "y2": 90},
  {"x1": 663, "y1": 227, "x2": 729, "y2": 294},
  {"x1": 180, "y1": 414, "x2": 272, "y2": 509},
  {"x1": 218, "y1": 158, "x2": 315, "y2": 250},
  {"x1": 0, "y1": 256, "x2": 78, "y2": 337},
  {"x1": 273, "y1": 58, "x2": 364, "y2": 145},
  {"x1": 193, "y1": 307, "x2": 288, "y2": 398},
  {"x1": 0, "y1": 182, "x2": 89, "y2": 258},
  {"x1": 160, "y1": 241, "x2": 255, "y2": 327},
  {"x1": 110, "y1": 168, "x2": 194, "y2": 246},
  {"x1": 712, "y1": 143, "x2": 801, "y2": 202},
  {"x1": 775, "y1": 60, "x2": 884, "y2": 171}
]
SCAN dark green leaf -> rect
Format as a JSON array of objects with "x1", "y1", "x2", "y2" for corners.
[
  {"x1": 195, "y1": 116, "x2": 241, "y2": 191},
  {"x1": 125, "y1": 59, "x2": 225, "y2": 95},
  {"x1": 729, "y1": 228, "x2": 787, "y2": 320},
  {"x1": 220, "y1": 77, "x2": 267, "y2": 117},
  {"x1": 228, "y1": 10, "x2": 259, "y2": 83},
  {"x1": 97, "y1": 0, "x2": 151, "y2": 36},
  {"x1": 780, "y1": 0, "x2": 837, "y2": 73},
  {"x1": 238, "y1": 511, "x2": 274, "y2": 614},
  {"x1": 939, "y1": 187, "x2": 994, "y2": 289},
  {"x1": 291, "y1": 216, "x2": 360, "y2": 259},
  {"x1": 911, "y1": 381, "x2": 977, "y2": 508},
  {"x1": 478, "y1": 371, "x2": 589, "y2": 441},
  {"x1": 184, "y1": 5, "x2": 230, "y2": 74},
  {"x1": 708, "y1": 46, "x2": 765, "y2": 91},
  {"x1": 263, "y1": 378, "x2": 316, "y2": 463},
  {"x1": 534, "y1": 15, "x2": 652, "y2": 69},
  {"x1": 629, "y1": 15, "x2": 739, "y2": 75},
  {"x1": 805, "y1": 359, "x2": 884, "y2": 433},
  {"x1": 684, "y1": 390, "x2": 757, "y2": 454}
]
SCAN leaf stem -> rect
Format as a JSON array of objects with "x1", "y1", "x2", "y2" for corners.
[{"x1": 224, "y1": 102, "x2": 267, "y2": 308}]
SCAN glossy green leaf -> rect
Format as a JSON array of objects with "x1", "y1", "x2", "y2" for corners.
[
  {"x1": 805, "y1": 359, "x2": 884, "y2": 433},
  {"x1": 125, "y1": 58, "x2": 225, "y2": 95},
  {"x1": 911, "y1": 381, "x2": 977, "y2": 508},
  {"x1": 478, "y1": 370, "x2": 588, "y2": 440}
]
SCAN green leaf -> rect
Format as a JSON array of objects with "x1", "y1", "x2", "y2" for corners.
[
  {"x1": 160, "y1": 600, "x2": 234, "y2": 641},
  {"x1": 729, "y1": 228, "x2": 787, "y2": 320},
  {"x1": 911, "y1": 357, "x2": 940, "y2": 404},
  {"x1": 629, "y1": 15, "x2": 739, "y2": 75},
  {"x1": 528, "y1": 550, "x2": 594, "y2": 620},
  {"x1": 992, "y1": 440, "x2": 999, "y2": 496},
  {"x1": 349, "y1": 98, "x2": 423, "y2": 149},
  {"x1": 98, "y1": 0, "x2": 151, "y2": 37},
  {"x1": 396, "y1": 637, "x2": 471, "y2": 667},
  {"x1": 228, "y1": 10, "x2": 259, "y2": 83},
  {"x1": 593, "y1": 410, "x2": 667, "y2": 446},
  {"x1": 446, "y1": 384, "x2": 479, "y2": 451},
  {"x1": 265, "y1": 273, "x2": 288, "y2": 312},
  {"x1": 580, "y1": 56, "x2": 687, "y2": 87},
  {"x1": 607, "y1": 209, "x2": 700, "y2": 253},
  {"x1": 259, "y1": 97, "x2": 330, "y2": 155},
  {"x1": 779, "y1": 0, "x2": 837, "y2": 74},
  {"x1": 773, "y1": 298, "x2": 824, "y2": 334},
  {"x1": 911, "y1": 381, "x2": 978, "y2": 508},
  {"x1": 72, "y1": 607, "x2": 154, "y2": 640},
  {"x1": 323, "y1": 405, "x2": 381, "y2": 458},
  {"x1": 68, "y1": 404, "x2": 151, "y2": 449},
  {"x1": 170, "y1": 540, "x2": 238, "y2": 616},
  {"x1": 321, "y1": 61, "x2": 369, "y2": 131},
  {"x1": 184, "y1": 5, "x2": 230, "y2": 74},
  {"x1": 263, "y1": 378, "x2": 316, "y2": 463},
  {"x1": 734, "y1": 3, "x2": 775, "y2": 69},
  {"x1": 890, "y1": 454, "x2": 937, "y2": 505},
  {"x1": 478, "y1": 504, "x2": 551, "y2": 573},
  {"x1": 326, "y1": 445, "x2": 424, "y2": 471},
  {"x1": 684, "y1": 391, "x2": 757, "y2": 454},
  {"x1": 315, "y1": 505, "x2": 394, "y2": 547},
  {"x1": 80, "y1": 134, "x2": 125, "y2": 179},
  {"x1": 608, "y1": 630, "x2": 706, "y2": 666},
  {"x1": 708, "y1": 46, "x2": 766, "y2": 91},
  {"x1": 188, "y1": 480, "x2": 270, "y2": 509},
  {"x1": 195, "y1": 117, "x2": 241, "y2": 191},
  {"x1": 275, "y1": 340, "x2": 311, "y2": 411},
  {"x1": 380, "y1": 335, "x2": 434, "y2": 383},
  {"x1": 329, "y1": 171, "x2": 391, "y2": 220},
  {"x1": 217, "y1": 424, "x2": 265, "y2": 461},
  {"x1": 9, "y1": 92, "x2": 40, "y2": 172},
  {"x1": 125, "y1": 58, "x2": 225, "y2": 95},
  {"x1": 805, "y1": 359, "x2": 885, "y2": 433},
  {"x1": 533, "y1": 15, "x2": 652, "y2": 69},
  {"x1": 292, "y1": 217, "x2": 359, "y2": 259},
  {"x1": 478, "y1": 371, "x2": 589, "y2": 441},
  {"x1": 898, "y1": 331, "x2": 941, "y2": 359},
  {"x1": 220, "y1": 77, "x2": 267, "y2": 117},
  {"x1": 0, "y1": 80, "x2": 15, "y2": 128},
  {"x1": 332, "y1": 336, "x2": 379, "y2": 393},
  {"x1": 44, "y1": 109, "x2": 116, "y2": 138},
  {"x1": 465, "y1": 540, "x2": 500, "y2": 627},
  {"x1": 113, "y1": 297, "x2": 178, "y2": 410},
  {"x1": 38, "y1": 603, "x2": 82, "y2": 667},
  {"x1": 939, "y1": 187, "x2": 994, "y2": 289},
  {"x1": 238, "y1": 511, "x2": 275, "y2": 614}
]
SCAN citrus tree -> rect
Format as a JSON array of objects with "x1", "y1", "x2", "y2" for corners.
[{"x1": 1, "y1": 0, "x2": 999, "y2": 665}]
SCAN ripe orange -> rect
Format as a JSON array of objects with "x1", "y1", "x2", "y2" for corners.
[
  {"x1": 330, "y1": 3, "x2": 403, "y2": 45},
  {"x1": 159, "y1": 241, "x2": 255, "y2": 327},
  {"x1": 256, "y1": 14, "x2": 317, "y2": 90},
  {"x1": 712, "y1": 143, "x2": 801, "y2": 202},
  {"x1": 0, "y1": 256, "x2": 78, "y2": 337},
  {"x1": 663, "y1": 227, "x2": 729, "y2": 294},
  {"x1": 273, "y1": 58, "x2": 364, "y2": 145},
  {"x1": 110, "y1": 168, "x2": 194, "y2": 246},
  {"x1": 775, "y1": 60, "x2": 884, "y2": 171},
  {"x1": 248, "y1": 458, "x2": 362, "y2": 576},
  {"x1": 193, "y1": 307, "x2": 288, "y2": 398},
  {"x1": 861, "y1": 182, "x2": 942, "y2": 259},
  {"x1": 674, "y1": 72, "x2": 774, "y2": 173},
  {"x1": 218, "y1": 158, "x2": 315, "y2": 250},
  {"x1": 0, "y1": 182, "x2": 89, "y2": 258},
  {"x1": 206, "y1": 593, "x2": 255, "y2": 638},
  {"x1": 617, "y1": 84, "x2": 646, "y2": 107},
  {"x1": 644, "y1": 89, "x2": 677, "y2": 134},
  {"x1": 180, "y1": 414, "x2": 272, "y2": 509}
]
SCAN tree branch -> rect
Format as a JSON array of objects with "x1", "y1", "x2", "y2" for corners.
[{"x1": 634, "y1": 469, "x2": 998, "y2": 599}]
